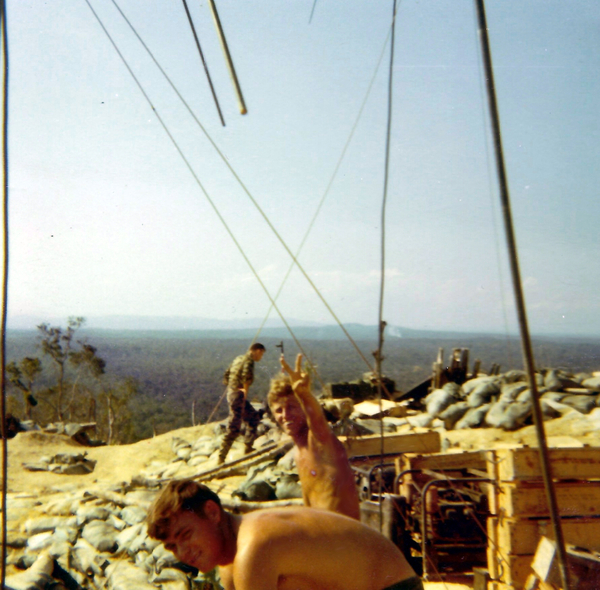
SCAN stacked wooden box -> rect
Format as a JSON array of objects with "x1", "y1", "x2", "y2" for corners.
[{"x1": 485, "y1": 446, "x2": 600, "y2": 590}]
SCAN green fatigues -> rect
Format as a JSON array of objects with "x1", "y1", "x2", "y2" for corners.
[{"x1": 218, "y1": 352, "x2": 262, "y2": 463}]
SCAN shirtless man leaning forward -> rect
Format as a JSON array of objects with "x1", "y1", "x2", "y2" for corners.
[
  {"x1": 267, "y1": 353, "x2": 360, "y2": 519},
  {"x1": 147, "y1": 478, "x2": 423, "y2": 590}
]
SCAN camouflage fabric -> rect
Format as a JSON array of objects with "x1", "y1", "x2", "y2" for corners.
[
  {"x1": 218, "y1": 389, "x2": 261, "y2": 463},
  {"x1": 223, "y1": 352, "x2": 255, "y2": 391}
]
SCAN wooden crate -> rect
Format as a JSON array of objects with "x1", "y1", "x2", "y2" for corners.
[
  {"x1": 489, "y1": 516, "x2": 600, "y2": 556},
  {"x1": 488, "y1": 481, "x2": 600, "y2": 518},
  {"x1": 488, "y1": 447, "x2": 600, "y2": 482},
  {"x1": 397, "y1": 449, "x2": 488, "y2": 473},
  {"x1": 340, "y1": 430, "x2": 440, "y2": 459}
]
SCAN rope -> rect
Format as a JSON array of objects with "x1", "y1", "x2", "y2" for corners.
[
  {"x1": 0, "y1": 0, "x2": 9, "y2": 585},
  {"x1": 180, "y1": 0, "x2": 225, "y2": 126}
]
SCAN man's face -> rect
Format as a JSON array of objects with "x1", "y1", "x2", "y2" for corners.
[
  {"x1": 270, "y1": 396, "x2": 307, "y2": 437},
  {"x1": 162, "y1": 503, "x2": 224, "y2": 572},
  {"x1": 252, "y1": 349, "x2": 265, "y2": 362}
]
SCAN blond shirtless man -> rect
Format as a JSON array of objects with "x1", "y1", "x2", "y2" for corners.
[
  {"x1": 147, "y1": 479, "x2": 423, "y2": 590},
  {"x1": 267, "y1": 353, "x2": 360, "y2": 520}
]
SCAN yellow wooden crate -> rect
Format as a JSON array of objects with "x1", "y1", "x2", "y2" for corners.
[
  {"x1": 488, "y1": 481, "x2": 600, "y2": 518},
  {"x1": 341, "y1": 430, "x2": 441, "y2": 458},
  {"x1": 489, "y1": 447, "x2": 600, "y2": 482},
  {"x1": 489, "y1": 516, "x2": 600, "y2": 556}
]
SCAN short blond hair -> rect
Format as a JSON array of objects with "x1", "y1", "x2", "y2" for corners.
[{"x1": 267, "y1": 372, "x2": 294, "y2": 407}]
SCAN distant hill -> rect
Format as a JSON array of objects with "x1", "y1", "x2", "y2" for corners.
[{"x1": 8, "y1": 314, "x2": 513, "y2": 340}]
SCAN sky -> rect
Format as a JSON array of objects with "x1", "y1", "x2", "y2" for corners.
[{"x1": 5, "y1": 0, "x2": 600, "y2": 336}]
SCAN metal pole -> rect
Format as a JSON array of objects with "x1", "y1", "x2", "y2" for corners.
[
  {"x1": 206, "y1": 0, "x2": 247, "y2": 115},
  {"x1": 181, "y1": 0, "x2": 225, "y2": 126},
  {"x1": 0, "y1": 0, "x2": 9, "y2": 586},
  {"x1": 474, "y1": 1, "x2": 571, "y2": 588}
]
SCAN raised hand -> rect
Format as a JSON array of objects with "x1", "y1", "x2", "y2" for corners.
[{"x1": 280, "y1": 353, "x2": 310, "y2": 394}]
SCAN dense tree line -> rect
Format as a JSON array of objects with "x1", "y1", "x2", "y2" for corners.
[{"x1": 7, "y1": 324, "x2": 600, "y2": 442}]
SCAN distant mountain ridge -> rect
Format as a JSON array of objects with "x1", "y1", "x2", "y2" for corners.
[{"x1": 7, "y1": 314, "x2": 512, "y2": 340}]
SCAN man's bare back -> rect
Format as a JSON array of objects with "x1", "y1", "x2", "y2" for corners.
[
  {"x1": 268, "y1": 354, "x2": 360, "y2": 519},
  {"x1": 147, "y1": 480, "x2": 420, "y2": 590},
  {"x1": 232, "y1": 507, "x2": 416, "y2": 590}
]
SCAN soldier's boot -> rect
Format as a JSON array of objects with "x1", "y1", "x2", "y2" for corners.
[{"x1": 218, "y1": 439, "x2": 234, "y2": 465}]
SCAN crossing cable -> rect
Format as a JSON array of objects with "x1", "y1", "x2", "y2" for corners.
[
  {"x1": 252, "y1": 16, "x2": 397, "y2": 345},
  {"x1": 180, "y1": 0, "x2": 225, "y2": 126},
  {"x1": 0, "y1": 0, "x2": 8, "y2": 586},
  {"x1": 106, "y1": 0, "x2": 376, "y2": 374},
  {"x1": 84, "y1": 0, "x2": 322, "y2": 386}
]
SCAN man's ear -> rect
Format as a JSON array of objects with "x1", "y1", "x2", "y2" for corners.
[{"x1": 204, "y1": 500, "x2": 222, "y2": 523}]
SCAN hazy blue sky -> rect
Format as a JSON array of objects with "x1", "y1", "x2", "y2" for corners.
[{"x1": 6, "y1": 0, "x2": 600, "y2": 336}]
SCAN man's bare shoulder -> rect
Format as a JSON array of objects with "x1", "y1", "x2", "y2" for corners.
[{"x1": 239, "y1": 506, "x2": 372, "y2": 543}]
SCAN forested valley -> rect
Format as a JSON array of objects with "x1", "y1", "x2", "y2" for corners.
[{"x1": 6, "y1": 319, "x2": 600, "y2": 443}]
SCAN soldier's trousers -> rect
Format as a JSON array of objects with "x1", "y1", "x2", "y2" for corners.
[{"x1": 218, "y1": 389, "x2": 261, "y2": 463}]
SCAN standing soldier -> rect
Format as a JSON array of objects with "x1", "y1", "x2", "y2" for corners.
[{"x1": 218, "y1": 343, "x2": 266, "y2": 464}]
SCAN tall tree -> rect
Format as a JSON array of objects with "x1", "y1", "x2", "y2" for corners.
[{"x1": 37, "y1": 317, "x2": 84, "y2": 420}]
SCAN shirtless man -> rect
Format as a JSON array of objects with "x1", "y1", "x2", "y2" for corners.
[
  {"x1": 267, "y1": 353, "x2": 360, "y2": 520},
  {"x1": 147, "y1": 479, "x2": 422, "y2": 590}
]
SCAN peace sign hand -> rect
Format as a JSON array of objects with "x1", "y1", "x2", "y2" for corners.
[{"x1": 280, "y1": 353, "x2": 310, "y2": 394}]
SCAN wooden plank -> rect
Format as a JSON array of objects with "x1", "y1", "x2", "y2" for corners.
[
  {"x1": 340, "y1": 430, "x2": 440, "y2": 459},
  {"x1": 531, "y1": 536, "x2": 559, "y2": 584},
  {"x1": 400, "y1": 449, "x2": 488, "y2": 473},
  {"x1": 494, "y1": 447, "x2": 600, "y2": 482},
  {"x1": 491, "y1": 481, "x2": 600, "y2": 517},
  {"x1": 491, "y1": 515, "x2": 600, "y2": 556}
]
